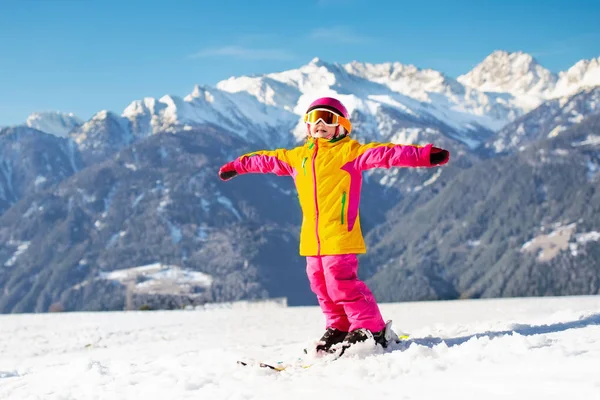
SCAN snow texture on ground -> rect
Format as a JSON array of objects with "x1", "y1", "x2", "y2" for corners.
[{"x1": 1, "y1": 296, "x2": 599, "y2": 400}]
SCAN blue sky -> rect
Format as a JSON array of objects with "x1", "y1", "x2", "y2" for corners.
[{"x1": 1, "y1": 0, "x2": 599, "y2": 126}]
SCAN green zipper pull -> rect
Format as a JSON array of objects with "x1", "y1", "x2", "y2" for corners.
[
  {"x1": 341, "y1": 191, "x2": 347, "y2": 225},
  {"x1": 302, "y1": 157, "x2": 308, "y2": 176}
]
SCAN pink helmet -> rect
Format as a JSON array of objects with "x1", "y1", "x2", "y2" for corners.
[
  {"x1": 306, "y1": 97, "x2": 349, "y2": 118},
  {"x1": 305, "y1": 97, "x2": 351, "y2": 138}
]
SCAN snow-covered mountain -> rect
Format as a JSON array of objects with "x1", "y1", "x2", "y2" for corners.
[
  {"x1": 69, "y1": 110, "x2": 134, "y2": 163},
  {"x1": 26, "y1": 112, "x2": 83, "y2": 137},
  {"x1": 554, "y1": 56, "x2": 600, "y2": 97},
  {"x1": 0, "y1": 126, "x2": 83, "y2": 214},
  {"x1": 121, "y1": 86, "x2": 298, "y2": 148},
  {"x1": 114, "y1": 53, "x2": 599, "y2": 154},
  {"x1": 2, "y1": 51, "x2": 600, "y2": 314},
  {"x1": 458, "y1": 51, "x2": 557, "y2": 105},
  {"x1": 458, "y1": 51, "x2": 600, "y2": 108},
  {"x1": 488, "y1": 87, "x2": 600, "y2": 153},
  {"x1": 67, "y1": 57, "x2": 501, "y2": 160},
  {"x1": 13, "y1": 51, "x2": 599, "y2": 159},
  {"x1": 216, "y1": 57, "x2": 509, "y2": 145}
]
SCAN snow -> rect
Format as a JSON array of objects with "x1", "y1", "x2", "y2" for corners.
[
  {"x1": 100, "y1": 263, "x2": 213, "y2": 291},
  {"x1": 197, "y1": 225, "x2": 210, "y2": 241},
  {"x1": 422, "y1": 168, "x2": 443, "y2": 187},
  {"x1": 25, "y1": 111, "x2": 82, "y2": 137},
  {"x1": 9, "y1": 52, "x2": 600, "y2": 161},
  {"x1": 132, "y1": 193, "x2": 145, "y2": 208},
  {"x1": 167, "y1": 220, "x2": 182, "y2": 244},
  {"x1": 458, "y1": 51, "x2": 557, "y2": 103},
  {"x1": 267, "y1": 181, "x2": 294, "y2": 196},
  {"x1": 67, "y1": 139, "x2": 80, "y2": 173},
  {"x1": 216, "y1": 195, "x2": 242, "y2": 220},
  {"x1": 459, "y1": 52, "x2": 600, "y2": 116},
  {"x1": 572, "y1": 135, "x2": 600, "y2": 147},
  {"x1": 3, "y1": 241, "x2": 30, "y2": 267},
  {"x1": 71, "y1": 110, "x2": 133, "y2": 151},
  {"x1": 128, "y1": 55, "x2": 517, "y2": 149},
  {"x1": 548, "y1": 125, "x2": 566, "y2": 138},
  {"x1": 122, "y1": 85, "x2": 298, "y2": 147},
  {"x1": 55, "y1": 51, "x2": 599, "y2": 156},
  {"x1": 570, "y1": 231, "x2": 600, "y2": 256},
  {"x1": 0, "y1": 159, "x2": 14, "y2": 196},
  {"x1": 586, "y1": 160, "x2": 599, "y2": 181},
  {"x1": 34, "y1": 175, "x2": 47, "y2": 186},
  {"x1": 377, "y1": 168, "x2": 400, "y2": 187},
  {"x1": 200, "y1": 199, "x2": 210, "y2": 214},
  {"x1": 216, "y1": 75, "x2": 302, "y2": 111},
  {"x1": 576, "y1": 231, "x2": 600, "y2": 244},
  {"x1": 1, "y1": 296, "x2": 599, "y2": 399},
  {"x1": 554, "y1": 57, "x2": 600, "y2": 98},
  {"x1": 157, "y1": 193, "x2": 172, "y2": 213}
]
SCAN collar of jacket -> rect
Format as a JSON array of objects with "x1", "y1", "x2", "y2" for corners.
[{"x1": 306, "y1": 135, "x2": 350, "y2": 148}]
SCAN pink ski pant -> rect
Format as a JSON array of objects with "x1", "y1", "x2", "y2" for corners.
[{"x1": 306, "y1": 254, "x2": 385, "y2": 332}]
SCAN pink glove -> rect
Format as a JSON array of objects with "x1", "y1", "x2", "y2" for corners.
[{"x1": 218, "y1": 162, "x2": 238, "y2": 181}]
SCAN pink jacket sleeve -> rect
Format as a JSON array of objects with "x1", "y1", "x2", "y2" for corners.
[
  {"x1": 354, "y1": 143, "x2": 434, "y2": 171},
  {"x1": 233, "y1": 149, "x2": 295, "y2": 176}
]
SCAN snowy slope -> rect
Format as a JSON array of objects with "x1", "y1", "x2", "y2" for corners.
[
  {"x1": 26, "y1": 111, "x2": 83, "y2": 137},
  {"x1": 1, "y1": 296, "x2": 599, "y2": 399}
]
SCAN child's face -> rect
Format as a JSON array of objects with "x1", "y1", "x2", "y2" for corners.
[{"x1": 309, "y1": 121, "x2": 337, "y2": 139}]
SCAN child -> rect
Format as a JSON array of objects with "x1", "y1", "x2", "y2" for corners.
[{"x1": 219, "y1": 97, "x2": 449, "y2": 352}]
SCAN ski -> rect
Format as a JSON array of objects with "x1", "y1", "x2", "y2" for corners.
[
  {"x1": 236, "y1": 359, "x2": 311, "y2": 372},
  {"x1": 237, "y1": 322, "x2": 410, "y2": 371}
]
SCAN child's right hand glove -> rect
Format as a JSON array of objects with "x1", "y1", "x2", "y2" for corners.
[
  {"x1": 430, "y1": 146, "x2": 450, "y2": 166},
  {"x1": 219, "y1": 162, "x2": 238, "y2": 181}
]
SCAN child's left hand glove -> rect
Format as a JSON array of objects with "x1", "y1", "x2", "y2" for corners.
[
  {"x1": 219, "y1": 162, "x2": 238, "y2": 181},
  {"x1": 430, "y1": 146, "x2": 449, "y2": 166}
]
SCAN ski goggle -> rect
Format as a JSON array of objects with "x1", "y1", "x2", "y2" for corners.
[{"x1": 303, "y1": 108, "x2": 352, "y2": 133}]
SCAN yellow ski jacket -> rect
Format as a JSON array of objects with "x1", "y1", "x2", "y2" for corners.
[{"x1": 232, "y1": 136, "x2": 443, "y2": 256}]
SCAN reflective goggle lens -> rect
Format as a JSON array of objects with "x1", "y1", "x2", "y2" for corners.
[{"x1": 304, "y1": 109, "x2": 340, "y2": 125}]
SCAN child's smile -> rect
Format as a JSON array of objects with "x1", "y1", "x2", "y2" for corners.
[{"x1": 310, "y1": 122, "x2": 337, "y2": 139}]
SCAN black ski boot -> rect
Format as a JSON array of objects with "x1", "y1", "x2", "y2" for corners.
[
  {"x1": 343, "y1": 321, "x2": 399, "y2": 349},
  {"x1": 343, "y1": 328, "x2": 374, "y2": 346},
  {"x1": 316, "y1": 327, "x2": 348, "y2": 352},
  {"x1": 372, "y1": 327, "x2": 389, "y2": 348}
]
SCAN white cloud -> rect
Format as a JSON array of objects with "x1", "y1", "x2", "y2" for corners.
[{"x1": 190, "y1": 45, "x2": 295, "y2": 61}]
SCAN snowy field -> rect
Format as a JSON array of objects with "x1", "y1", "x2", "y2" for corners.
[{"x1": 1, "y1": 296, "x2": 599, "y2": 400}]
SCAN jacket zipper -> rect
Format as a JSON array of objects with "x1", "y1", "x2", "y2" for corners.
[
  {"x1": 311, "y1": 141, "x2": 321, "y2": 255},
  {"x1": 340, "y1": 191, "x2": 347, "y2": 225}
]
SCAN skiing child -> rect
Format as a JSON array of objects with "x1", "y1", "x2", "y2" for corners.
[{"x1": 218, "y1": 97, "x2": 450, "y2": 352}]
